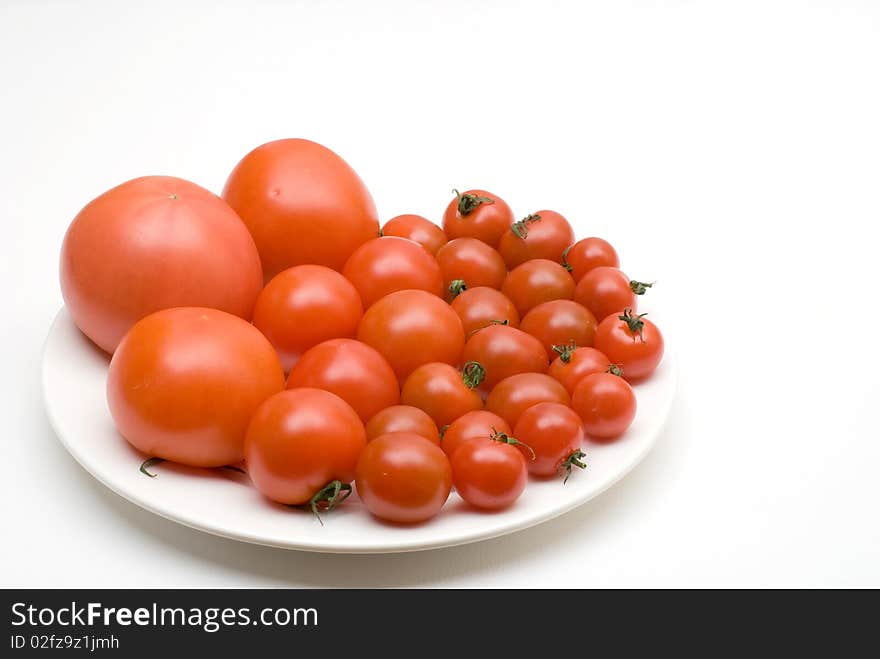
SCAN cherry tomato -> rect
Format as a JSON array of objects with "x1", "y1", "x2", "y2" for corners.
[
  {"x1": 357, "y1": 289, "x2": 465, "y2": 382},
  {"x1": 497, "y1": 210, "x2": 575, "y2": 269},
  {"x1": 252, "y1": 265, "x2": 363, "y2": 371},
  {"x1": 563, "y1": 237, "x2": 619, "y2": 282},
  {"x1": 571, "y1": 372, "x2": 636, "y2": 440},
  {"x1": 451, "y1": 436, "x2": 528, "y2": 510},
  {"x1": 401, "y1": 362, "x2": 484, "y2": 428},
  {"x1": 520, "y1": 299, "x2": 598, "y2": 357},
  {"x1": 107, "y1": 307, "x2": 285, "y2": 467},
  {"x1": 365, "y1": 405, "x2": 440, "y2": 445},
  {"x1": 381, "y1": 214, "x2": 447, "y2": 255},
  {"x1": 245, "y1": 388, "x2": 366, "y2": 506},
  {"x1": 435, "y1": 238, "x2": 507, "y2": 296},
  {"x1": 485, "y1": 373, "x2": 571, "y2": 428},
  {"x1": 285, "y1": 338, "x2": 399, "y2": 422},
  {"x1": 501, "y1": 259, "x2": 576, "y2": 317},
  {"x1": 547, "y1": 345, "x2": 612, "y2": 395},
  {"x1": 513, "y1": 402, "x2": 586, "y2": 480},
  {"x1": 593, "y1": 308, "x2": 665, "y2": 381},
  {"x1": 461, "y1": 324, "x2": 548, "y2": 390},
  {"x1": 342, "y1": 236, "x2": 444, "y2": 308},
  {"x1": 440, "y1": 410, "x2": 512, "y2": 459},
  {"x1": 355, "y1": 432, "x2": 452, "y2": 523},
  {"x1": 574, "y1": 266, "x2": 653, "y2": 323},
  {"x1": 442, "y1": 189, "x2": 514, "y2": 248},
  {"x1": 450, "y1": 287, "x2": 520, "y2": 336},
  {"x1": 60, "y1": 176, "x2": 263, "y2": 354},
  {"x1": 223, "y1": 138, "x2": 379, "y2": 278}
]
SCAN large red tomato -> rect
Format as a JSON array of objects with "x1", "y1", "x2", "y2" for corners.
[
  {"x1": 222, "y1": 138, "x2": 379, "y2": 278},
  {"x1": 60, "y1": 176, "x2": 263, "y2": 354}
]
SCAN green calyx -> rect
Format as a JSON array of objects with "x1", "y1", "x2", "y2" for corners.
[
  {"x1": 448, "y1": 279, "x2": 467, "y2": 299},
  {"x1": 454, "y1": 189, "x2": 494, "y2": 216},
  {"x1": 461, "y1": 361, "x2": 486, "y2": 389},
  {"x1": 559, "y1": 450, "x2": 587, "y2": 483},
  {"x1": 490, "y1": 428, "x2": 536, "y2": 461},
  {"x1": 561, "y1": 245, "x2": 574, "y2": 272},
  {"x1": 511, "y1": 213, "x2": 541, "y2": 239},
  {"x1": 607, "y1": 363, "x2": 624, "y2": 377},
  {"x1": 305, "y1": 480, "x2": 352, "y2": 525},
  {"x1": 629, "y1": 280, "x2": 654, "y2": 295},
  {"x1": 619, "y1": 308, "x2": 648, "y2": 341},
  {"x1": 552, "y1": 340, "x2": 577, "y2": 364}
]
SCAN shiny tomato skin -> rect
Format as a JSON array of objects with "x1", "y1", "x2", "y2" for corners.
[
  {"x1": 485, "y1": 373, "x2": 571, "y2": 428},
  {"x1": 245, "y1": 388, "x2": 366, "y2": 505},
  {"x1": 60, "y1": 176, "x2": 263, "y2": 354},
  {"x1": 357, "y1": 289, "x2": 465, "y2": 382},
  {"x1": 222, "y1": 138, "x2": 379, "y2": 278},
  {"x1": 574, "y1": 267, "x2": 636, "y2": 323},
  {"x1": 365, "y1": 405, "x2": 440, "y2": 444},
  {"x1": 564, "y1": 237, "x2": 619, "y2": 282},
  {"x1": 442, "y1": 189, "x2": 514, "y2": 247},
  {"x1": 355, "y1": 432, "x2": 452, "y2": 523},
  {"x1": 498, "y1": 210, "x2": 575, "y2": 269},
  {"x1": 435, "y1": 238, "x2": 507, "y2": 293},
  {"x1": 441, "y1": 410, "x2": 511, "y2": 459},
  {"x1": 520, "y1": 299, "x2": 598, "y2": 357},
  {"x1": 593, "y1": 312, "x2": 664, "y2": 381},
  {"x1": 501, "y1": 259, "x2": 576, "y2": 317},
  {"x1": 252, "y1": 265, "x2": 362, "y2": 371},
  {"x1": 547, "y1": 346, "x2": 612, "y2": 395},
  {"x1": 513, "y1": 402, "x2": 585, "y2": 478},
  {"x1": 107, "y1": 307, "x2": 285, "y2": 468},
  {"x1": 461, "y1": 325, "x2": 548, "y2": 390},
  {"x1": 381, "y1": 214, "x2": 448, "y2": 255},
  {"x1": 285, "y1": 339, "x2": 399, "y2": 422},
  {"x1": 450, "y1": 287, "x2": 520, "y2": 336},
  {"x1": 571, "y1": 373, "x2": 636, "y2": 440},
  {"x1": 451, "y1": 439, "x2": 528, "y2": 510},
  {"x1": 342, "y1": 236, "x2": 444, "y2": 308},
  {"x1": 401, "y1": 363, "x2": 483, "y2": 428}
]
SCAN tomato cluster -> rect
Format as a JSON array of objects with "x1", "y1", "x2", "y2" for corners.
[{"x1": 60, "y1": 138, "x2": 664, "y2": 525}]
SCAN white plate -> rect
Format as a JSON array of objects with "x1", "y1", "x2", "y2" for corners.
[{"x1": 42, "y1": 307, "x2": 676, "y2": 553}]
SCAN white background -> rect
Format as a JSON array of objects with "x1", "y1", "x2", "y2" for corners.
[{"x1": 2, "y1": 0, "x2": 879, "y2": 587}]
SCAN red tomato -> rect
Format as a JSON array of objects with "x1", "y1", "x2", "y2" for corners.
[
  {"x1": 520, "y1": 299, "x2": 598, "y2": 357},
  {"x1": 461, "y1": 325, "x2": 548, "y2": 390},
  {"x1": 513, "y1": 402, "x2": 586, "y2": 480},
  {"x1": 442, "y1": 189, "x2": 514, "y2": 247},
  {"x1": 357, "y1": 289, "x2": 465, "y2": 382},
  {"x1": 245, "y1": 388, "x2": 366, "y2": 506},
  {"x1": 355, "y1": 433, "x2": 452, "y2": 523},
  {"x1": 342, "y1": 236, "x2": 444, "y2": 308},
  {"x1": 381, "y1": 214, "x2": 448, "y2": 255},
  {"x1": 450, "y1": 287, "x2": 520, "y2": 336},
  {"x1": 107, "y1": 307, "x2": 284, "y2": 467},
  {"x1": 563, "y1": 237, "x2": 619, "y2": 282},
  {"x1": 501, "y1": 259, "x2": 576, "y2": 317},
  {"x1": 401, "y1": 362, "x2": 484, "y2": 427},
  {"x1": 252, "y1": 265, "x2": 363, "y2": 371},
  {"x1": 571, "y1": 372, "x2": 636, "y2": 440},
  {"x1": 497, "y1": 210, "x2": 575, "y2": 269},
  {"x1": 365, "y1": 405, "x2": 440, "y2": 445},
  {"x1": 222, "y1": 138, "x2": 379, "y2": 278},
  {"x1": 593, "y1": 309, "x2": 665, "y2": 381},
  {"x1": 440, "y1": 410, "x2": 511, "y2": 458},
  {"x1": 60, "y1": 176, "x2": 263, "y2": 354},
  {"x1": 435, "y1": 238, "x2": 507, "y2": 295},
  {"x1": 485, "y1": 373, "x2": 571, "y2": 428},
  {"x1": 547, "y1": 345, "x2": 612, "y2": 395},
  {"x1": 451, "y1": 436, "x2": 528, "y2": 510},
  {"x1": 574, "y1": 266, "x2": 653, "y2": 323},
  {"x1": 285, "y1": 339, "x2": 399, "y2": 422}
]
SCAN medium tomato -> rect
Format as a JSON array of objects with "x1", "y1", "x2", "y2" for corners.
[
  {"x1": 342, "y1": 236, "x2": 444, "y2": 308},
  {"x1": 401, "y1": 362, "x2": 484, "y2": 427},
  {"x1": 381, "y1": 214, "x2": 448, "y2": 255},
  {"x1": 107, "y1": 307, "x2": 284, "y2": 467},
  {"x1": 245, "y1": 388, "x2": 366, "y2": 507},
  {"x1": 60, "y1": 176, "x2": 263, "y2": 354},
  {"x1": 450, "y1": 287, "x2": 520, "y2": 336},
  {"x1": 440, "y1": 410, "x2": 512, "y2": 459},
  {"x1": 442, "y1": 189, "x2": 514, "y2": 247},
  {"x1": 357, "y1": 289, "x2": 465, "y2": 381},
  {"x1": 574, "y1": 266, "x2": 653, "y2": 323},
  {"x1": 513, "y1": 402, "x2": 586, "y2": 480},
  {"x1": 497, "y1": 210, "x2": 575, "y2": 269},
  {"x1": 571, "y1": 372, "x2": 636, "y2": 440},
  {"x1": 593, "y1": 308, "x2": 665, "y2": 381},
  {"x1": 563, "y1": 237, "x2": 619, "y2": 282},
  {"x1": 547, "y1": 345, "x2": 612, "y2": 395},
  {"x1": 501, "y1": 259, "x2": 576, "y2": 317},
  {"x1": 222, "y1": 138, "x2": 379, "y2": 278},
  {"x1": 520, "y1": 299, "x2": 598, "y2": 357},
  {"x1": 451, "y1": 435, "x2": 528, "y2": 510},
  {"x1": 355, "y1": 433, "x2": 452, "y2": 523},
  {"x1": 461, "y1": 325, "x2": 548, "y2": 390},
  {"x1": 365, "y1": 405, "x2": 440, "y2": 445},
  {"x1": 285, "y1": 338, "x2": 399, "y2": 422},
  {"x1": 252, "y1": 265, "x2": 362, "y2": 371},
  {"x1": 485, "y1": 373, "x2": 571, "y2": 428},
  {"x1": 435, "y1": 238, "x2": 507, "y2": 296}
]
